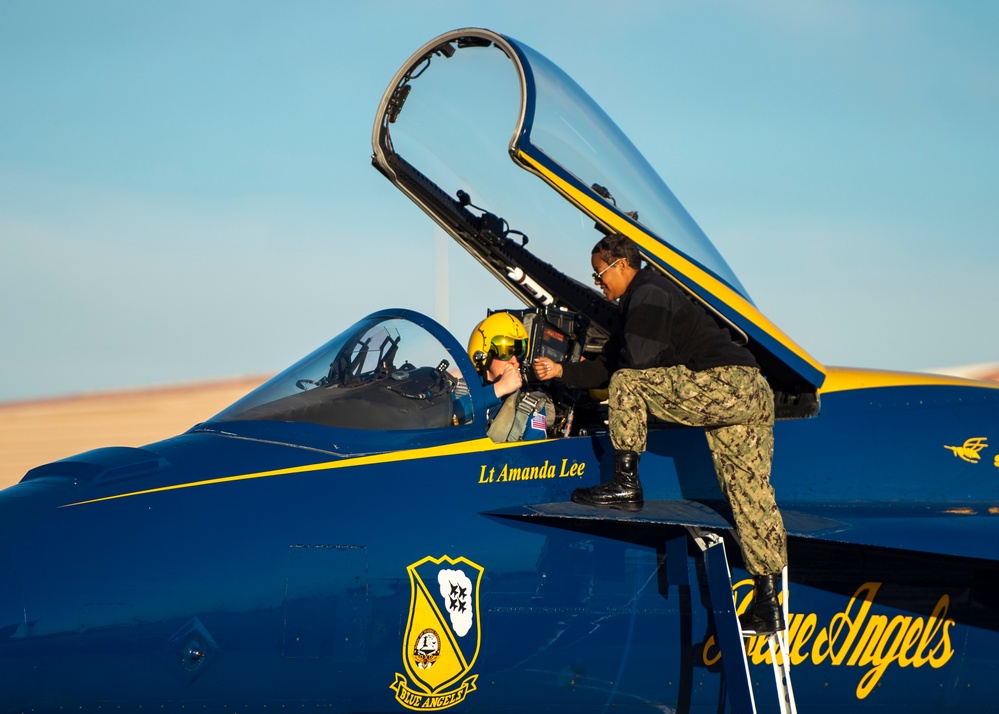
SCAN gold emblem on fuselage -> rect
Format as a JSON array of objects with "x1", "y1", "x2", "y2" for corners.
[
  {"x1": 390, "y1": 555, "x2": 483, "y2": 711},
  {"x1": 944, "y1": 436, "x2": 988, "y2": 463}
]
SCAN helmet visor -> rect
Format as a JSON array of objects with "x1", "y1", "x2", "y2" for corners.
[{"x1": 489, "y1": 335, "x2": 527, "y2": 362}]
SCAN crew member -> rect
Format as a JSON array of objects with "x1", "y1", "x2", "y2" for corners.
[
  {"x1": 468, "y1": 312, "x2": 550, "y2": 442},
  {"x1": 533, "y1": 233, "x2": 787, "y2": 635}
]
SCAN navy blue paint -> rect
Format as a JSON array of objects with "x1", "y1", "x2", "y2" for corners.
[{"x1": 2, "y1": 311, "x2": 998, "y2": 711}]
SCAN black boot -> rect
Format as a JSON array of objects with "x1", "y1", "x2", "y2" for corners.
[
  {"x1": 739, "y1": 573, "x2": 785, "y2": 636},
  {"x1": 571, "y1": 450, "x2": 644, "y2": 512}
]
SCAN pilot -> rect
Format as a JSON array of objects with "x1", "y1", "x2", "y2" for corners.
[
  {"x1": 533, "y1": 233, "x2": 787, "y2": 635},
  {"x1": 467, "y1": 312, "x2": 551, "y2": 442}
]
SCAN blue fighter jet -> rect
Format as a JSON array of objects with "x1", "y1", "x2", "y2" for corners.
[{"x1": 2, "y1": 28, "x2": 998, "y2": 713}]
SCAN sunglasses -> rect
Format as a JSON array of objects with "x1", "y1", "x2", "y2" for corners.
[
  {"x1": 592, "y1": 258, "x2": 621, "y2": 283},
  {"x1": 489, "y1": 335, "x2": 527, "y2": 362}
]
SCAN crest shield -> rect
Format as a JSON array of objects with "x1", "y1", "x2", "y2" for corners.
[{"x1": 390, "y1": 555, "x2": 484, "y2": 710}]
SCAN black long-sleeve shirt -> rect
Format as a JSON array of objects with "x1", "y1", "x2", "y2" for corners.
[{"x1": 561, "y1": 267, "x2": 758, "y2": 390}]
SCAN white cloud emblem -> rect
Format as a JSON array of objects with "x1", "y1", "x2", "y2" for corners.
[{"x1": 438, "y1": 568, "x2": 473, "y2": 637}]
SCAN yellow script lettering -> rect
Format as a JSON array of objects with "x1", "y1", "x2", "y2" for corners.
[
  {"x1": 927, "y1": 596, "x2": 955, "y2": 667},
  {"x1": 559, "y1": 459, "x2": 585, "y2": 477},
  {"x1": 815, "y1": 582, "x2": 878, "y2": 666},
  {"x1": 703, "y1": 582, "x2": 956, "y2": 701},
  {"x1": 789, "y1": 613, "x2": 817, "y2": 665},
  {"x1": 854, "y1": 614, "x2": 912, "y2": 698}
]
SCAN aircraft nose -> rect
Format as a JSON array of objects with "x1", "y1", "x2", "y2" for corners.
[{"x1": 0, "y1": 544, "x2": 28, "y2": 702}]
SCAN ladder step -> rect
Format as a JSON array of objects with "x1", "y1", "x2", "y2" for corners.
[{"x1": 686, "y1": 529, "x2": 797, "y2": 714}]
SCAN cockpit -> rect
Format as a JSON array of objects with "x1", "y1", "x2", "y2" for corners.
[
  {"x1": 212, "y1": 311, "x2": 474, "y2": 432},
  {"x1": 207, "y1": 306, "x2": 590, "y2": 446}
]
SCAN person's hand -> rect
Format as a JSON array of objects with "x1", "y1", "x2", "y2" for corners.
[
  {"x1": 533, "y1": 357, "x2": 563, "y2": 381},
  {"x1": 493, "y1": 361, "x2": 524, "y2": 398}
]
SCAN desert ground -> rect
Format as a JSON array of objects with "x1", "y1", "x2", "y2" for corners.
[{"x1": 0, "y1": 376, "x2": 268, "y2": 489}]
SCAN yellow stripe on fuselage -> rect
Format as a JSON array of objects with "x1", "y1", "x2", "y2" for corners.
[
  {"x1": 62, "y1": 437, "x2": 544, "y2": 508},
  {"x1": 819, "y1": 366, "x2": 999, "y2": 394},
  {"x1": 514, "y1": 151, "x2": 826, "y2": 381}
]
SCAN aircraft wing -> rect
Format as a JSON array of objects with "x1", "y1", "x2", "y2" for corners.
[
  {"x1": 779, "y1": 502, "x2": 999, "y2": 563},
  {"x1": 491, "y1": 500, "x2": 999, "y2": 563},
  {"x1": 487, "y1": 500, "x2": 841, "y2": 540}
]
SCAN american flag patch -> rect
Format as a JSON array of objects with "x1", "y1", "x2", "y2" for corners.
[{"x1": 531, "y1": 412, "x2": 547, "y2": 431}]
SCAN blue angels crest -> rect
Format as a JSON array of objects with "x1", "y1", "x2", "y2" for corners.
[{"x1": 390, "y1": 555, "x2": 484, "y2": 711}]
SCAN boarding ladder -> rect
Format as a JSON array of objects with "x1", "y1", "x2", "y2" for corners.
[{"x1": 685, "y1": 527, "x2": 796, "y2": 714}]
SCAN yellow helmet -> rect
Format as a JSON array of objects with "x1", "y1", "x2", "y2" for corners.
[{"x1": 467, "y1": 312, "x2": 529, "y2": 374}]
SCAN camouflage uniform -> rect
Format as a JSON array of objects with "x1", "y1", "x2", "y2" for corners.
[{"x1": 608, "y1": 364, "x2": 787, "y2": 576}]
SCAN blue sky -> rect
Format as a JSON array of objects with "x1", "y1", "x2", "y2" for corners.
[{"x1": 2, "y1": 1, "x2": 998, "y2": 402}]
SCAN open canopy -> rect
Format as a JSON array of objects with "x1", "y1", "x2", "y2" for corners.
[{"x1": 372, "y1": 28, "x2": 825, "y2": 410}]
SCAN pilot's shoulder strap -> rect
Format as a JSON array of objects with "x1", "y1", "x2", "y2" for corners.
[
  {"x1": 487, "y1": 390, "x2": 553, "y2": 443},
  {"x1": 515, "y1": 391, "x2": 544, "y2": 418}
]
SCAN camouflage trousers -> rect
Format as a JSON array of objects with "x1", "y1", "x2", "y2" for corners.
[{"x1": 608, "y1": 364, "x2": 787, "y2": 576}]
